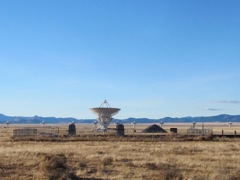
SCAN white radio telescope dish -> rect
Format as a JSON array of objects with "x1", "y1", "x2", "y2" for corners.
[{"x1": 90, "y1": 100, "x2": 120, "y2": 131}]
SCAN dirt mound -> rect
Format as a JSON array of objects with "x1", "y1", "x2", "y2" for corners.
[{"x1": 142, "y1": 124, "x2": 167, "y2": 133}]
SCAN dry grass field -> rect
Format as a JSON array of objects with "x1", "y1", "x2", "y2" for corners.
[{"x1": 0, "y1": 123, "x2": 240, "y2": 179}]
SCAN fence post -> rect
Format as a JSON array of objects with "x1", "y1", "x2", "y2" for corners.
[
  {"x1": 234, "y1": 130, "x2": 236, "y2": 137},
  {"x1": 202, "y1": 122, "x2": 204, "y2": 136},
  {"x1": 222, "y1": 130, "x2": 224, "y2": 137}
]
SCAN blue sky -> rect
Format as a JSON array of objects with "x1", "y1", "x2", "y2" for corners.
[{"x1": 0, "y1": 0, "x2": 240, "y2": 119}]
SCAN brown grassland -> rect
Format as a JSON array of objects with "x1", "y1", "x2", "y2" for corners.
[{"x1": 0, "y1": 123, "x2": 240, "y2": 179}]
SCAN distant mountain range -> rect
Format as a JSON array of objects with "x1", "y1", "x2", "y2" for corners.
[{"x1": 0, "y1": 113, "x2": 240, "y2": 124}]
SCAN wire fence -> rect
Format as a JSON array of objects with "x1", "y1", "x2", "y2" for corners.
[
  {"x1": 187, "y1": 128, "x2": 213, "y2": 135},
  {"x1": 12, "y1": 126, "x2": 59, "y2": 138}
]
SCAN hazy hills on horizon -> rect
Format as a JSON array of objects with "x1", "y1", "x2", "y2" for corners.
[{"x1": 0, "y1": 113, "x2": 240, "y2": 124}]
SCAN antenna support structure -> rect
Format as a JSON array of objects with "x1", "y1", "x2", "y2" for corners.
[{"x1": 90, "y1": 100, "x2": 120, "y2": 131}]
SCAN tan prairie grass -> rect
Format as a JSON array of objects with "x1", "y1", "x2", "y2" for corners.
[
  {"x1": 0, "y1": 123, "x2": 240, "y2": 179},
  {"x1": 0, "y1": 139, "x2": 240, "y2": 179}
]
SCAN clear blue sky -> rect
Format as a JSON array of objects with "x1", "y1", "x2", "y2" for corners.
[{"x1": 0, "y1": 0, "x2": 240, "y2": 119}]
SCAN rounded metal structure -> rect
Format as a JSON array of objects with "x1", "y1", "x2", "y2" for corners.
[{"x1": 90, "y1": 100, "x2": 120, "y2": 131}]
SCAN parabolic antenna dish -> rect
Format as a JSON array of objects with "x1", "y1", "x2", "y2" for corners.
[
  {"x1": 90, "y1": 108, "x2": 120, "y2": 116},
  {"x1": 90, "y1": 100, "x2": 121, "y2": 131}
]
